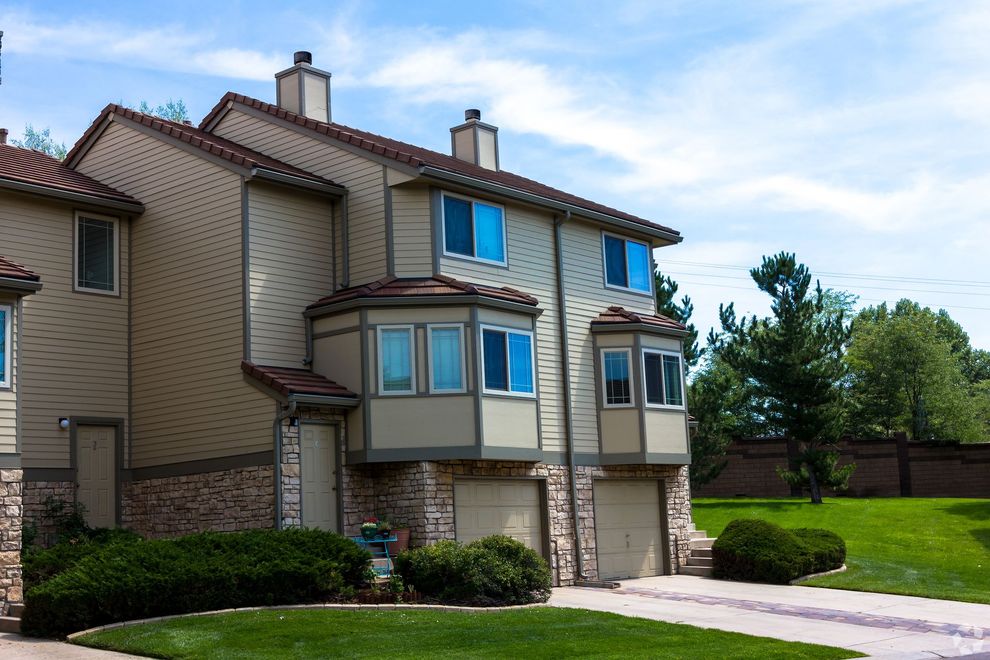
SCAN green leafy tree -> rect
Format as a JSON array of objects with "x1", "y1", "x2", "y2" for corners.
[
  {"x1": 10, "y1": 125, "x2": 68, "y2": 160},
  {"x1": 138, "y1": 99, "x2": 190, "y2": 123},
  {"x1": 718, "y1": 253, "x2": 854, "y2": 504},
  {"x1": 655, "y1": 269, "x2": 699, "y2": 368}
]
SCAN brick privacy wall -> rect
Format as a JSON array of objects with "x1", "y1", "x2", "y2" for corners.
[
  {"x1": 22, "y1": 480, "x2": 76, "y2": 546},
  {"x1": 0, "y1": 469, "x2": 23, "y2": 615},
  {"x1": 340, "y1": 460, "x2": 693, "y2": 585},
  {"x1": 121, "y1": 466, "x2": 275, "y2": 538},
  {"x1": 695, "y1": 436, "x2": 990, "y2": 498}
]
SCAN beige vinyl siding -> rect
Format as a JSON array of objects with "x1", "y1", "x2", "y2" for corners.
[
  {"x1": 438, "y1": 202, "x2": 565, "y2": 453},
  {"x1": 0, "y1": 191, "x2": 129, "y2": 467},
  {"x1": 75, "y1": 121, "x2": 272, "y2": 467},
  {"x1": 247, "y1": 182, "x2": 333, "y2": 368},
  {"x1": 560, "y1": 219, "x2": 659, "y2": 455},
  {"x1": 390, "y1": 183, "x2": 433, "y2": 277},
  {"x1": 212, "y1": 110, "x2": 387, "y2": 285},
  {"x1": 0, "y1": 295, "x2": 16, "y2": 455}
]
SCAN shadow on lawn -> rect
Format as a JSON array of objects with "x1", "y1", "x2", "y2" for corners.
[
  {"x1": 691, "y1": 499, "x2": 810, "y2": 512},
  {"x1": 969, "y1": 528, "x2": 990, "y2": 552},
  {"x1": 941, "y1": 501, "x2": 990, "y2": 521}
]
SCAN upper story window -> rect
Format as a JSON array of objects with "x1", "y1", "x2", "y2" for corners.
[
  {"x1": 0, "y1": 304, "x2": 10, "y2": 388},
  {"x1": 428, "y1": 324, "x2": 466, "y2": 393},
  {"x1": 601, "y1": 349, "x2": 633, "y2": 407},
  {"x1": 603, "y1": 233, "x2": 651, "y2": 293},
  {"x1": 643, "y1": 349, "x2": 684, "y2": 408},
  {"x1": 75, "y1": 212, "x2": 119, "y2": 295},
  {"x1": 442, "y1": 193, "x2": 507, "y2": 265},
  {"x1": 378, "y1": 325, "x2": 415, "y2": 395},
  {"x1": 481, "y1": 325, "x2": 535, "y2": 397}
]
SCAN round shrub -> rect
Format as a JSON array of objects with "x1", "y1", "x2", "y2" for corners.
[
  {"x1": 21, "y1": 528, "x2": 370, "y2": 638},
  {"x1": 394, "y1": 535, "x2": 551, "y2": 606},
  {"x1": 711, "y1": 519, "x2": 844, "y2": 584}
]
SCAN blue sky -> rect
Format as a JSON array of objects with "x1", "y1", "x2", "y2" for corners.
[{"x1": 2, "y1": 1, "x2": 989, "y2": 347}]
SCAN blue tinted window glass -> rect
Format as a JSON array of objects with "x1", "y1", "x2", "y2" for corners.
[
  {"x1": 663, "y1": 355, "x2": 684, "y2": 406},
  {"x1": 483, "y1": 329, "x2": 508, "y2": 391},
  {"x1": 474, "y1": 203, "x2": 505, "y2": 263},
  {"x1": 508, "y1": 332, "x2": 533, "y2": 394},
  {"x1": 604, "y1": 235, "x2": 627, "y2": 287},
  {"x1": 443, "y1": 196, "x2": 473, "y2": 256},
  {"x1": 626, "y1": 240, "x2": 651, "y2": 292},
  {"x1": 0, "y1": 308, "x2": 7, "y2": 384},
  {"x1": 381, "y1": 328, "x2": 412, "y2": 392},
  {"x1": 431, "y1": 327, "x2": 462, "y2": 391},
  {"x1": 644, "y1": 352, "x2": 663, "y2": 405},
  {"x1": 603, "y1": 351, "x2": 631, "y2": 405}
]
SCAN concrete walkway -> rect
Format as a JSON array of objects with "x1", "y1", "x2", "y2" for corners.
[
  {"x1": 0, "y1": 632, "x2": 140, "y2": 659},
  {"x1": 551, "y1": 575, "x2": 990, "y2": 658}
]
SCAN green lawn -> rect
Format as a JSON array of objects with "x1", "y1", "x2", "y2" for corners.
[
  {"x1": 693, "y1": 497, "x2": 990, "y2": 604},
  {"x1": 75, "y1": 608, "x2": 859, "y2": 659}
]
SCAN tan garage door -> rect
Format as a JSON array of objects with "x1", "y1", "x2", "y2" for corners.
[
  {"x1": 594, "y1": 480, "x2": 665, "y2": 580},
  {"x1": 454, "y1": 479, "x2": 543, "y2": 553}
]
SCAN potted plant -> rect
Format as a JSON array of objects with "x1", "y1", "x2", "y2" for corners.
[
  {"x1": 377, "y1": 519, "x2": 393, "y2": 539},
  {"x1": 389, "y1": 516, "x2": 411, "y2": 552},
  {"x1": 361, "y1": 517, "x2": 380, "y2": 540}
]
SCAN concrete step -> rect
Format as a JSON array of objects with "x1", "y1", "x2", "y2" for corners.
[
  {"x1": 691, "y1": 548, "x2": 712, "y2": 558},
  {"x1": 688, "y1": 537, "x2": 716, "y2": 550},
  {"x1": 687, "y1": 556, "x2": 713, "y2": 568},
  {"x1": 688, "y1": 530, "x2": 709, "y2": 540},
  {"x1": 7, "y1": 603, "x2": 24, "y2": 617},
  {"x1": 0, "y1": 616, "x2": 21, "y2": 634},
  {"x1": 679, "y1": 565, "x2": 714, "y2": 578}
]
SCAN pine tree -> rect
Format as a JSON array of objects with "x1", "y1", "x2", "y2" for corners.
[{"x1": 655, "y1": 270, "x2": 700, "y2": 367}]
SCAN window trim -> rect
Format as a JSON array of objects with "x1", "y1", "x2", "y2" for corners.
[
  {"x1": 641, "y1": 348, "x2": 686, "y2": 410},
  {"x1": 441, "y1": 191, "x2": 508, "y2": 267},
  {"x1": 601, "y1": 231, "x2": 653, "y2": 296},
  {"x1": 600, "y1": 347, "x2": 635, "y2": 408},
  {"x1": 74, "y1": 211, "x2": 120, "y2": 296},
  {"x1": 376, "y1": 324, "x2": 416, "y2": 396},
  {"x1": 0, "y1": 304, "x2": 11, "y2": 389},
  {"x1": 427, "y1": 323, "x2": 467, "y2": 394},
  {"x1": 479, "y1": 323, "x2": 536, "y2": 399}
]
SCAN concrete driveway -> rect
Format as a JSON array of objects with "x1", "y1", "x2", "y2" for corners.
[
  {"x1": 551, "y1": 575, "x2": 990, "y2": 658},
  {"x1": 0, "y1": 632, "x2": 141, "y2": 659}
]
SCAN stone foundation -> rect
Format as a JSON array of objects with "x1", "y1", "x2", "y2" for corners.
[
  {"x1": 0, "y1": 469, "x2": 23, "y2": 615},
  {"x1": 22, "y1": 480, "x2": 76, "y2": 547},
  {"x1": 121, "y1": 465, "x2": 275, "y2": 538}
]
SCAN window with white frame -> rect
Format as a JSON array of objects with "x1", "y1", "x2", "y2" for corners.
[
  {"x1": 603, "y1": 233, "x2": 651, "y2": 293},
  {"x1": 442, "y1": 193, "x2": 506, "y2": 265},
  {"x1": 75, "y1": 213, "x2": 119, "y2": 294},
  {"x1": 642, "y1": 349, "x2": 684, "y2": 408},
  {"x1": 377, "y1": 326, "x2": 415, "y2": 394},
  {"x1": 428, "y1": 324, "x2": 466, "y2": 393},
  {"x1": 601, "y1": 348, "x2": 633, "y2": 407},
  {"x1": 481, "y1": 325, "x2": 535, "y2": 396},
  {"x1": 0, "y1": 304, "x2": 10, "y2": 388}
]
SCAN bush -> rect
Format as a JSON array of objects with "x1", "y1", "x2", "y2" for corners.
[
  {"x1": 711, "y1": 519, "x2": 844, "y2": 584},
  {"x1": 22, "y1": 528, "x2": 370, "y2": 638},
  {"x1": 394, "y1": 535, "x2": 552, "y2": 607},
  {"x1": 22, "y1": 528, "x2": 141, "y2": 590}
]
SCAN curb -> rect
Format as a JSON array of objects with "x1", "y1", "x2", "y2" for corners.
[
  {"x1": 67, "y1": 602, "x2": 548, "y2": 642},
  {"x1": 789, "y1": 564, "x2": 848, "y2": 585}
]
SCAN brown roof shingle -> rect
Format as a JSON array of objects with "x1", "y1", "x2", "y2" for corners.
[
  {"x1": 66, "y1": 105, "x2": 337, "y2": 187},
  {"x1": 241, "y1": 361, "x2": 357, "y2": 399},
  {"x1": 306, "y1": 275, "x2": 538, "y2": 311},
  {"x1": 0, "y1": 143, "x2": 139, "y2": 206},
  {"x1": 0, "y1": 255, "x2": 41, "y2": 282},
  {"x1": 202, "y1": 93, "x2": 679, "y2": 237},
  {"x1": 592, "y1": 306, "x2": 686, "y2": 332}
]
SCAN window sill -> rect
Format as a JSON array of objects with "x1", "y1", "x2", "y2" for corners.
[
  {"x1": 441, "y1": 251, "x2": 509, "y2": 269},
  {"x1": 604, "y1": 282, "x2": 653, "y2": 297},
  {"x1": 482, "y1": 390, "x2": 537, "y2": 400}
]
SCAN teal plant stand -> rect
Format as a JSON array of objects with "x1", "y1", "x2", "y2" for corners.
[{"x1": 351, "y1": 535, "x2": 398, "y2": 577}]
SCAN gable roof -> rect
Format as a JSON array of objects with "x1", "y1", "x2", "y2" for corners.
[
  {"x1": 0, "y1": 255, "x2": 43, "y2": 294},
  {"x1": 66, "y1": 105, "x2": 343, "y2": 193},
  {"x1": 306, "y1": 274, "x2": 538, "y2": 314},
  {"x1": 592, "y1": 306, "x2": 687, "y2": 334},
  {"x1": 201, "y1": 93, "x2": 681, "y2": 241},
  {"x1": 0, "y1": 143, "x2": 142, "y2": 211},
  {"x1": 241, "y1": 361, "x2": 358, "y2": 402}
]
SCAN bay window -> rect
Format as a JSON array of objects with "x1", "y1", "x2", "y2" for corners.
[
  {"x1": 378, "y1": 326, "x2": 415, "y2": 394},
  {"x1": 428, "y1": 324, "x2": 465, "y2": 393},
  {"x1": 0, "y1": 304, "x2": 10, "y2": 388},
  {"x1": 601, "y1": 349, "x2": 633, "y2": 407},
  {"x1": 643, "y1": 349, "x2": 684, "y2": 408},
  {"x1": 481, "y1": 326, "x2": 535, "y2": 396}
]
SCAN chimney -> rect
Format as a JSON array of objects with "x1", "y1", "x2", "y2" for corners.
[
  {"x1": 450, "y1": 109, "x2": 499, "y2": 171},
  {"x1": 275, "y1": 50, "x2": 332, "y2": 123},
  {"x1": 0, "y1": 128, "x2": 7, "y2": 145}
]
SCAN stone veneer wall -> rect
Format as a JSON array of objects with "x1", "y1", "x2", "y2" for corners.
[
  {"x1": 22, "y1": 480, "x2": 76, "y2": 547},
  {"x1": 340, "y1": 460, "x2": 693, "y2": 585},
  {"x1": 0, "y1": 469, "x2": 23, "y2": 615},
  {"x1": 121, "y1": 465, "x2": 275, "y2": 538},
  {"x1": 280, "y1": 410, "x2": 347, "y2": 530}
]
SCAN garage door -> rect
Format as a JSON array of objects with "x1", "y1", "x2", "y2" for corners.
[
  {"x1": 454, "y1": 479, "x2": 543, "y2": 553},
  {"x1": 594, "y1": 480, "x2": 665, "y2": 580}
]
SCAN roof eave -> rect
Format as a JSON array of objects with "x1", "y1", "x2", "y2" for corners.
[
  {"x1": 591, "y1": 322, "x2": 690, "y2": 339},
  {"x1": 287, "y1": 393, "x2": 360, "y2": 409},
  {"x1": 305, "y1": 294, "x2": 542, "y2": 319},
  {"x1": 247, "y1": 167, "x2": 346, "y2": 197},
  {"x1": 0, "y1": 176, "x2": 145, "y2": 214},
  {"x1": 0, "y1": 276, "x2": 43, "y2": 295},
  {"x1": 418, "y1": 166, "x2": 683, "y2": 244}
]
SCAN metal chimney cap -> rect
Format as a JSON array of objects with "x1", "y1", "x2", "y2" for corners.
[
  {"x1": 464, "y1": 108, "x2": 482, "y2": 121},
  {"x1": 294, "y1": 51, "x2": 313, "y2": 65}
]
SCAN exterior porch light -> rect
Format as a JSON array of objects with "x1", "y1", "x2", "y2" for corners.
[{"x1": 58, "y1": 417, "x2": 70, "y2": 430}]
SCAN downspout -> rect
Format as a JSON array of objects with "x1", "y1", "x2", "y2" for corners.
[
  {"x1": 341, "y1": 191, "x2": 350, "y2": 288},
  {"x1": 272, "y1": 400, "x2": 297, "y2": 530},
  {"x1": 553, "y1": 211, "x2": 586, "y2": 580}
]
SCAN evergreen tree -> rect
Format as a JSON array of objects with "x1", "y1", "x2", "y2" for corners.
[{"x1": 655, "y1": 269, "x2": 700, "y2": 368}]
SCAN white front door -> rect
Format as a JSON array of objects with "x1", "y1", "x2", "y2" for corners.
[
  {"x1": 301, "y1": 424, "x2": 337, "y2": 531},
  {"x1": 76, "y1": 425, "x2": 116, "y2": 528},
  {"x1": 594, "y1": 480, "x2": 665, "y2": 580},
  {"x1": 454, "y1": 479, "x2": 543, "y2": 554}
]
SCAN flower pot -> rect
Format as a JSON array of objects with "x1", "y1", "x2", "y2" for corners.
[
  {"x1": 361, "y1": 528, "x2": 378, "y2": 540},
  {"x1": 392, "y1": 528, "x2": 411, "y2": 553}
]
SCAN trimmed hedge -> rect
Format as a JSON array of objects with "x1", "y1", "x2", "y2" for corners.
[
  {"x1": 22, "y1": 528, "x2": 370, "y2": 638},
  {"x1": 22, "y1": 528, "x2": 141, "y2": 590},
  {"x1": 712, "y1": 519, "x2": 845, "y2": 584},
  {"x1": 394, "y1": 535, "x2": 552, "y2": 606}
]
